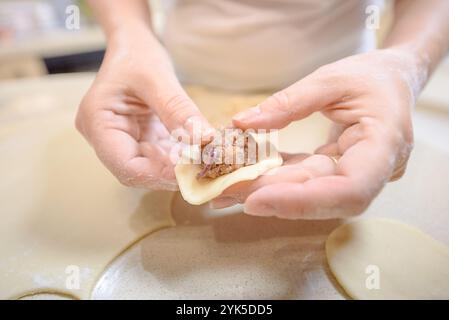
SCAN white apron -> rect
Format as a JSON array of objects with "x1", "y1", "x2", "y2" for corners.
[{"x1": 159, "y1": 0, "x2": 384, "y2": 91}]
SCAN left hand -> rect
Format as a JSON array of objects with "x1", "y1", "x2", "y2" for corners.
[
  {"x1": 212, "y1": 49, "x2": 420, "y2": 219},
  {"x1": 76, "y1": 23, "x2": 213, "y2": 190}
]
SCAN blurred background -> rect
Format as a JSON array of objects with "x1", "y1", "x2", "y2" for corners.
[
  {"x1": 0, "y1": 0, "x2": 104, "y2": 78},
  {"x1": 0, "y1": 0, "x2": 166, "y2": 78},
  {"x1": 0, "y1": 0, "x2": 448, "y2": 144}
]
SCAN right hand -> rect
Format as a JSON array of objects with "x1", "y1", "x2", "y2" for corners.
[{"x1": 76, "y1": 23, "x2": 213, "y2": 190}]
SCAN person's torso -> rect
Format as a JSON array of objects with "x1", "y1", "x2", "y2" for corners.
[{"x1": 159, "y1": 0, "x2": 384, "y2": 92}]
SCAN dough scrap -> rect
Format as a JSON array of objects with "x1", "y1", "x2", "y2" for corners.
[
  {"x1": 0, "y1": 111, "x2": 174, "y2": 299},
  {"x1": 175, "y1": 133, "x2": 283, "y2": 205},
  {"x1": 326, "y1": 218, "x2": 449, "y2": 299}
]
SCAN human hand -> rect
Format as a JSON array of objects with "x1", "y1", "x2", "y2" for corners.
[
  {"x1": 213, "y1": 49, "x2": 421, "y2": 219},
  {"x1": 76, "y1": 24, "x2": 213, "y2": 190}
]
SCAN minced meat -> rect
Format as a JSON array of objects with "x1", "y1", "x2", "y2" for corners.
[{"x1": 196, "y1": 129, "x2": 258, "y2": 180}]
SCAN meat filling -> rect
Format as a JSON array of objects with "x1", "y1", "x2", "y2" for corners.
[{"x1": 196, "y1": 130, "x2": 258, "y2": 180}]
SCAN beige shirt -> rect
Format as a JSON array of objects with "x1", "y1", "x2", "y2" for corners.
[{"x1": 160, "y1": 0, "x2": 384, "y2": 92}]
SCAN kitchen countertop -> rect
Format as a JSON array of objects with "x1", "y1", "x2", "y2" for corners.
[{"x1": 1, "y1": 72, "x2": 448, "y2": 299}]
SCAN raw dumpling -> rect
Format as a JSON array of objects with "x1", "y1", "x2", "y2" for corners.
[{"x1": 175, "y1": 133, "x2": 283, "y2": 205}]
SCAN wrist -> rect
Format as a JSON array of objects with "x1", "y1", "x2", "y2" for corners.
[
  {"x1": 102, "y1": 23, "x2": 177, "y2": 89},
  {"x1": 106, "y1": 21, "x2": 168, "y2": 65},
  {"x1": 380, "y1": 46, "x2": 430, "y2": 100},
  {"x1": 107, "y1": 20, "x2": 152, "y2": 43}
]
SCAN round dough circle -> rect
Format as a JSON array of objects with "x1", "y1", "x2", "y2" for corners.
[{"x1": 326, "y1": 218, "x2": 449, "y2": 299}]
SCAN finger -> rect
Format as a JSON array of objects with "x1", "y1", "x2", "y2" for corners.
[
  {"x1": 88, "y1": 114, "x2": 177, "y2": 190},
  {"x1": 279, "y1": 152, "x2": 309, "y2": 163},
  {"x1": 209, "y1": 197, "x2": 239, "y2": 209},
  {"x1": 389, "y1": 152, "x2": 410, "y2": 181},
  {"x1": 140, "y1": 142, "x2": 177, "y2": 181},
  {"x1": 315, "y1": 121, "x2": 366, "y2": 156},
  {"x1": 243, "y1": 178, "x2": 361, "y2": 219},
  {"x1": 314, "y1": 122, "x2": 348, "y2": 156},
  {"x1": 139, "y1": 80, "x2": 215, "y2": 143},
  {"x1": 244, "y1": 132, "x2": 395, "y2": 219},
  {"x1": 389, "y1": 166, "x2": 406, "y2": 181},
  {"x1": 232, "y1": 69, "x2": 345, "y2": 129},
  {"x1": 211, "y1": 154, "x2": 336, "y2": 207},
  {"x1": 314, "y1": 143, "x2": 339, "y2": 156},
  {"x1": 328, "y1": 123, "x2": 348, "y2": 143}
]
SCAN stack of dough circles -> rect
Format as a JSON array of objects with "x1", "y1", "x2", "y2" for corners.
[{"x1": 326, "y1": 218, "x2": 449, "y2": 299}]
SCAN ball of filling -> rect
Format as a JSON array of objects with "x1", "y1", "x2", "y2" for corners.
[{"x1": 196, "y1": 129, "x2": 258, "y2": 180}]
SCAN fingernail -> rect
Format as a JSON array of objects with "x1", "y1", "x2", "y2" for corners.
[
  {"x1": 203, "y1": 127, "x2": 216, "y2": 136},
  {"x1": 244, "y1": 202, "x2": 276, "y2": 217},
  {"x1": 202, "y1": 127, "x2": 216, "y2": 144},
  {"x1": 210, "y1": 197, "x2": 238, "y2": 209},
  {"x1": 233, "y1": 105, "x2": 262, "y2": 122},
  {"x1": 183, "y1": 115, "x2": 203, "y2": 134},
  {"x1": 183, "y1": 115, "x2": 215, "y2": 145}
]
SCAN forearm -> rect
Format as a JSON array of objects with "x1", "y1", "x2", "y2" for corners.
[
  {"x1": 87, "y1": 0, "x2": 152, "y2": 38},
  {"x1": 383, "y1": 0, "x2": 449, "y2": 92},
  {"x1": 88, "y1": 0, "x2": 169, "y2": 69}
]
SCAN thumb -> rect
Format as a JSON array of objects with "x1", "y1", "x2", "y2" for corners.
[
  {"x1": 141, "y1": 79, "x2": 215, "y2": 143},
  {"x1": 232, "y1": 71, "x2": 344, "y2": 130}
]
